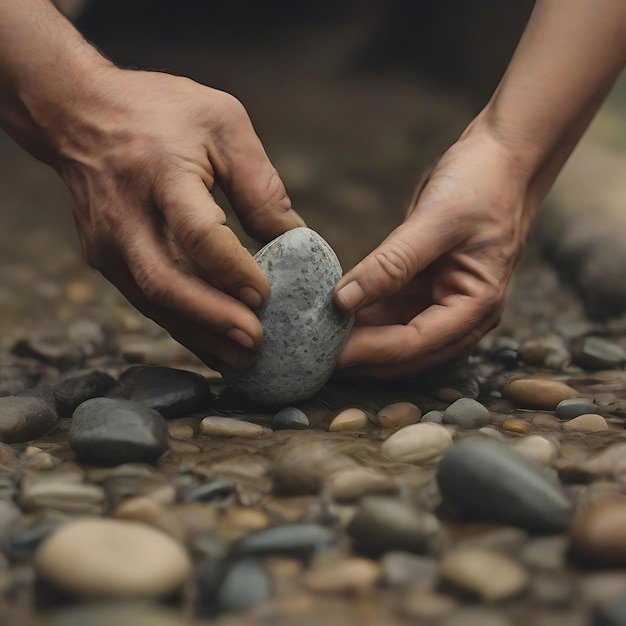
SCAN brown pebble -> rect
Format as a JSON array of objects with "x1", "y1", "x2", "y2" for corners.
[
  {"x1": 503, "y1": 378, "x2": 577, "y2": 410},
  {"x1": 376, "y1": 402, "x2": 422, "y2": 429},
  {"x1": 328, "y1": 408, "x2": 368, "y2": 432},
  {"x1": 217, "y1": 506, "x2": 269, "y2": 541},
  {"x1": 433, "y1": 388, "x2": 464, "y2": 403},
  {"x1": 303, "y1": 557, "x2": 380, "y2": 593},
  {"x1": 562, "y1": 414, "x2": 609, "y2": 432},
  {"x1": 114, "y1": 496, "x2": 163, "y2": 525},
  {"x1": 65, "y1": 279, "x2": 97, "y2": 304},
  {"x1": 502, "y1": 419, "x2": 533, "y2": 435},
  {"x1": 570, "y1": 497, "x2": 626, "y2": 566}
]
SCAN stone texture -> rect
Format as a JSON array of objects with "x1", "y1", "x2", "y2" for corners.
[
  {"x1": 381, "y1": 423, "x2": 452, "y2": 464},
  {"x1": 272, "y1": 407, "x2": 309, "y2": 430},
  {"x1": 53, "y1": 371, "x2": 116, "y2": 416},
  {"x1": 503, "y1": 378, "x2": 578, "y2": 410},
  {"x1": 0, "y1": 396, "x2": 57, "y2": 443},
  {"x1": 443, "y1": 398, "x2": 490, "y2": 429},
  {"x1": 222, "y1": 228, "x2": 353, "y2": 405}
]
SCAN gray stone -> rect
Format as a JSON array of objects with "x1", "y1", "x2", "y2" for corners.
[
  {"x1": 218, "y1": 559, "x2": 272, "y2": 613},
  {"x1": 421, "y1": 410, "x2": 444, "y2": 424},
  {"x1": 555, "y1": 398, "x2": 599, "y2": 420},
  {"x1": 593, "y1": 596, "x2": 626, "y2": 626},
  {"x1": 0, "y1": 395, "x2": 57, "y2": 443},
  {"x1": 437, "y1": 438, "x2": 573, "y2": 533},
  {"x1": 272, "y1": 406, "x2": 309, "y2": 430},
  {"x1": 381, "y1": 552, "x2": 439, "y2": 588},
  {"x1": 222, "y1": 228, "x2": 353, "y2": 405},
  {"x1": 183, "y1": 479, "x2": 237, "y2": 503},
  {"x1": 574, "y1": 336, "x2": 625, "y2": 370},
  {"x1": 53, "y1": 370, "x2": 116, "y2": 416},
  {"x1": 443, "y1": 398, "x2": 490, "y2": 429},
  {"x1": 70, "y1": 398, "x2": 169, "y2": 466}
]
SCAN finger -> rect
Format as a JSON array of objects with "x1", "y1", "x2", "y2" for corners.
[
  {"x1": 159, "y1": 174, "x2": 270, "y2": 308},
  {"x1": 334, "y1": 217, "x2": 458, "y2": 314},
  {"x1": 209, "y1": 98, "x2": 306, "y2": 242}
]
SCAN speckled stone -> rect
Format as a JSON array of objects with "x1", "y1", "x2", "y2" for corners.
[{"x1": 222, "y1": 228, "x2": 353, "y2": 405}]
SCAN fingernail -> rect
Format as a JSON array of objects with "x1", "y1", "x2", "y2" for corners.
[
  {"x1": 335, "y1": 281, "x2": 366, "y2": 311},
  {"x1": 238, "y1": 286, "x2": 264, "y2": 309},
  {"x1": 227, "y1": 327, "x2": 256, "y2": 350}
]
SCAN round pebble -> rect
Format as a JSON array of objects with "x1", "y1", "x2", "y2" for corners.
[
  {"x1": 421, "y1": 410, "x2": 444, "y2": 424},
  {"x1": 503, "y1": 378, "x2": 578, "y2": 410},
  {"x1": 328, "y1": 408, "x2": 368, "y2": 432},
  {"x1": 272, "y1": 407, "x2": 309, "y2": 430},
  {"x1": 381, "y1": 423, "x2": 452, "y2": 464},
  {"x1": 303, "y1": 557, "x2": 380, "y2": 593},
  {"x1": 36, "y1": 519, "x2": 192, "y2": 598},
  {"x1": 563, "y1": 413, "x2": 609, "y2": 432},
  {"x1": 376, "y1": 402, "x2": 422, "y2": 429},
  {"x1": 509, "y1": 435, "x2": 558, "y2": 467},
  {"x1": 443, "y1": 398, "x2": 490, "y2": 429},
  {"x1": 200, "y1": 416, "x2": 271, "y2": 438},
  {"x1": 555, "y1": 398, "x2": 598, "y2": 420}
]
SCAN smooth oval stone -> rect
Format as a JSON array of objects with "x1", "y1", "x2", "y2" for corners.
[
  {"x1": 347, "y1": 497, "x2": 441, "y2": 557},
  {"x1": 272, "y1": 407, "x2": 309, "y2": 430},
  {"x1": 443, "y1": 398, "x2": 490, "y2": 429},
  {"x1": 563, "y1": 413, "x2": 609, "y2": 432},
  {"x1": 0, "y1": 396, "x2": 57, "y2": 443},
  {"x1": 421, "y1": 410, "x2": 444, "y2": 424},
  {"x1": 69, "y1": 398, "x2": 169, "y2": 466},
  {"x1": 111, "y1": 365, "x2": 213, "y2": 418},
  {"x1": 53, "y1": 371, "x2": 116, "y2": 417},
  {"x1": 377, "y1": 402, "x2": 422, "y2": 429},
  {"x1": 381, "y1": 423, "x2": 452, "y2": 464},
  {"x1": 509, "y1": 435, "x2": 558, "y2": 467},
  {"x1": 502, "y1": 418, "x2": 533, "y2": 435},
  {"x1": 304, "y1": 557, "x2": 380, "y2": 593},
  {"x1": 574, "y1": 337, "x2": 626, "y2": 370},
  {"x1": 555, "y1": 398, "x2": 598, "y2": 421},
  {"x1": 218, "y1": 559, "x2": 272, "y2": 613},
  {"x1": 222, "y1": 228, "x2": 353, "y2": 405},
  {"x1": 20, "y1": 480, "x2": 105, "y2": 515},
  {"x1": 200, "y1": 416, "x2": 271, "y2": 438},
  {"x1": 36, "y1": 518, "x2": 192, "y2": 598},
  {"x1": 328, "y1": 408, "x2": 368, "y2": 432},
  {"x1": 437, "y1": 438, "x2": 573, "y2": 532},
  {"x1": 503, "y1": 378, "x2": 578, "y2": 410}
]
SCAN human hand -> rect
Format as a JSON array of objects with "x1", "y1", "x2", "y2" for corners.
[
  {"x1": 48, "y1": 67, "x2": 304, "y2": 371},
  {"x1": 333, "y1": 124, "x2": 537, "y2": 378}
]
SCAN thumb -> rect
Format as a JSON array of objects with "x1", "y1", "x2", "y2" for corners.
[{"x1": 334, "y1": 218, "x2": 450, "y2": 312}]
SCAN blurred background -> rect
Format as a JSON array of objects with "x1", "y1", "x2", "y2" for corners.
[{"x1": 3, "y1": 0, "x2": 626, "y2": 360}]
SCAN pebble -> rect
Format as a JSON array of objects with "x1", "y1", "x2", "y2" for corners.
[
  {"x1": 440, "y1": 546, "x2": 528, "y2": 601},
  {"x1": 50, "y1": 603, "x2": 192, "y2": 626},
  {"x1": 593, "y1": 596, "x2": 626, "y2": 626},
  {"x1": 502, "y1": 378, "x2": 578, "y2": 410},
  {"x1": 70, "y1": 398, "x2": 169, "y2": 466},
  {"x1": 328, "y1": 408, "x2": 368, "y2": 432},
  {"x1": 376, "y1": 402, "x2": 422, "y2": 428},
  {"x1": 0, "y1": 396, "x2": 57, "y2": 443},
  {"x1": 0, "y1": 501, "x2": 20, "y2": 538},
  {"x1": 381, "y1": 423, "x2": 452, "y2": 464},
  {"x1": 574, "y1": 336, "x2": 626, "y2": 370},
  {"x1": 222, "y1": 228, "x2": 353, "y2": 405},
  {"x1": 217, "y1": 559, "x2": 272, "y2": 614},
  {"x1": 555, "y1": 398, "x2": 598, "y2": 420},
  {"x1": 519, "y1": 335, "x2": 570, "y2": 369},
  {"x1": 3, "y1": 519, "x2": 61, "y2": 563},
  {"x1": 200, "y1": 416, "x2": 271, "y2": 438},
  {"x1": 521, "y1": 536, "x2": 567, "y2": 571},
  {"x1": 183, "y1": 478, "x2": 237, "y2": 503},
  {"x1": 570, "y1": 497, "x2": 626, "y2": 567},
  {"x1": 509, "y1": 435, "x2": 559, "y2": 467},
  {"x1": 53, "y1": 370, "x2": 116, "y2": 416},
  {"x1": 347, "y1": 497, "x2": 441, "y2": 556},
  {"x1": 20, "y1": 480, "x2": 105, "y2": 515},
  {"x1": 563, "y1": 413, "x2": 609, "y2": 432},
  {"x1": 36, "y1": 518, "x2": 191, "y2": 598},
  {"x1": 421, "y1": 410, "x2": 444, "y2": 424},
  {"x1": 304, "y1": 557, "x2": 380, "y2": 593},
  {"x1": 381, "y1": 552, "x2": 439, "y2": 588},
  {"x1": 272, "y1": 407, "x2": 309, "y2": 430},
  {"x1": 437, "y1": 438, "x2": 573, "y2": 532},
  {"x1": 111, "y1": 365, "x2": 213, "y2": 418},
  {"x1": 502, "y1": 419, "x2": 533, "y2": 435},
  {"x1": 443, "y1": 398, "x2": 490, "y2": 429}
]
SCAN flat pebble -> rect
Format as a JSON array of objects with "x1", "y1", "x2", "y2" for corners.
[
  {"x1": 0, "y1": 396, "x2": 57, "y2": 443},
  {"x1": 421, "y1": 410, "x2": 444, "y2": 424},
  {"x1": 376, "y1": 402, "x2": 422, "y2": 429},
  {"x1": 183, "y1": 478, "x2": 237, "y2": 503},
  {"x1": 443, "y1": 398, "x2": 490, "y2": 429},
  {"x1": 503, "y1": 378, "x2": 578, "y2": 410},
  {"x1": 347, "y1": 497, "x2": 441, "y2": 556},
  {"x1": 440, "y1": 547, "x2": 528, "y2": 601},
  {"x1": 328, "y1": 408, "x2": 368, "y2": 432},
  {"x1": 574, "y1": 336, "x2": 625, "y2": 370},
  {"x1": 437, "y1": 438, "x2": 573, "y2": 532},
  {"x1": 556, "y1": 398, "x2": 598, "y2": 420},
  {"x1": 570, "y1": 497, "x2": 626, "y2": 567},
  {"x1": 200, "y1": 416, "x2": 271, "y2": 438},
  {"x1": 36, "y1": 518, "x2": 191, "y2": 598},
  {"x1": 563, "y1": 413, "x2": 609, "y2": 432},
  {"x1": 20, "y1": 480, "x2": 105, "y2": 515},
  {"x1": 70, "y1": 398, "x2": 169, "y2": 466},
  {"x1": 272, "y1": 407, "x2": 309, "y2": 430},
  {"x1": 304, "y1": 557, "x2": 380, "y2": 593},
  {"x1": 381, "y1": 423, "x2": 452, "y2": 464}
]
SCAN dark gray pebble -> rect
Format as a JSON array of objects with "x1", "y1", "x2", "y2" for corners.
[
  {"x1": 593, "y1": 596, "x2": 626, "y2": 626},
  {"x1": 70, "y1": 398, "x2": 169, "y2": 466},
  {"x1": 2, "y1": 519, "x2": 61, "y2": 563},
  {"x1": 574, "y1": 337, "x2": 625, "y2": 370},
  {"x1": 218, "y1": 559, "x2": 272, "y2": 614},
  {"x1": 437, "y1": 438, "x2": 573, "y2": 533},
  {"x1": 271, "y1": 407, "x2": 309, "y2": 430},
  {"x1": 0, "y1": 396, "x2": 57, "y2": 443},
  {"x1": 443, "y1": 398, "x2": 490, "y2": 429},
  {"x1": 53, "y1": 371, "x2": 116, "y2": 416},
  {"x1": 421, "y1": 410, "x2": 444, "y2": 424},
  {"x1": 183, "y1": 478, "x2": 237, "y2": 503},
  {"x1": 555, "y1": 398, "x2": 598, "y2": 421}
]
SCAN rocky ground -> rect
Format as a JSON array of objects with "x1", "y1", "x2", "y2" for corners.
[{"x1": 4, "y1": 11, "x2": 626, "y2": 625}]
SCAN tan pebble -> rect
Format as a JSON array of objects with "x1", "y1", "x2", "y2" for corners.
[
  {"x1": 433, "y1": 388, "x2": 463, "y2": 403},
  {"x1": 381, "y1": 423, "x2": 452, "y2": 464},
  {"x1": 502, "y1": 419, "x2": 533, "y2": 435},
  {"x1": 503, "y1": 378, "x2": 577, "y2": 410},
  {"x1": 327, "y1": 467, "x2": 397, "y2": 502},
  {"x1": 65, "y1": 279, "x2": 96, "y2": 304},
  {"x1": 328, "y1": 408, "x2": 368, "y2": 432},
  {"x1": 510, "y1": 435, "x2": 558, "y2": 467},
  {"x1": 114, "y1": 496, "x2": 162, "y2": 525},
  {"x1": 21, "y1": 446, "x2": 43, "y2": 458},
  {"x1": 570, "y1": 497, "x2": 626, "y2": 566},
  {"x1": 563, "y1": 413, "x2": 608, "y2": 432},
  {"x1": 217, "y1": 506, "x2": 269, "y2": 540},
  {"x1": 21, "y1": 452, "x2": 58, "y2": 471},
  {"x1": 376, "y1": 402, "x2": 422, "y2": 429},
  {"x1": 200, "y1": 416, "x2": 271, "y2": 438},
  {"x1": 303, "y1": 558, "x2": 380, "y2": 593},
  {"x1": 440, "y1": 547, "x2": 528, "y2": 601},
  {"x1": 145, "y1": 483, "x2": 177, "y2": 506}
]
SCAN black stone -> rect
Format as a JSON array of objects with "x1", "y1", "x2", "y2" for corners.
[
  {"x1": 271, "y1": 407, "x2": 309, "y2": 430},
  {"x1": 53, "y1": 371, "x2": 116, "y2": 416},
  {"x1": 437, "y1": 438, "x2": 573, "y2": 533},
  {"x1": 69, "y1": 398, "x2": 169, "y2": 466},
  {"x1": 555, "y1": 398, "x2": 598, "y2": 421}
]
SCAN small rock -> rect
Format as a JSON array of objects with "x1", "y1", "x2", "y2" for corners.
[
  {"x1": 509, "y1": 435, "x2": 558, "y2": 467},
  {"x1": 381, "y1": 552, "x2": 439, "y2": 588},
  {"x1": 574, "y1": 337, "x2": 625, "y2": 370},
  {"x1": 400, "y1": 589, "x2": 457, "y2": 621},
  {"x1": 0, "y1": 396, "x2": 57, "y2": 443},
  {"x1": 443, "y1": 398, "x2": 490, "y2": 429},
  {"x1": 440, "y1": 547, "x2": 528, "y2": 601},
  {"x1": 519, "y1": 335, "x2": 570, "y2": 369},
  {"x1": 53, "y1": 371, "x2": 116, "y2": 416},
  {"x1": 503, "y1": 378, "x2": 578, "y2": 410},
  {"x1": 437, "y1": 438, "x2": 573, "y2": 532},
  {"x1": 200, "y1": 416, "x2": 271, "y2": 438},
  {"x1": 222, "y1": 228, "x2": 353, "y2": 405},
  {"x1": 36, "y1": 518, "x2": 191, "y2": 598},
  {"x1": 328, "y1": 408, "x2": 368, "y2": 432},
  {"x1": 502, "y1": 419, "x2": 532, "y2": 435},
  {"x1": 521, "y1": 536, "x2": 567, "y2": 571},
  {"x1": 556, "y1": 398, "x2": 598, "y2": 420},
  {"x1": 376, "y1": 402, "x2": 422, "y2": 429},
  {"x1": 272, "y1": 407, "x2": 309, "y2": 430},
  {"x1": 70, "y1": 398, "x2": 169, "y2": 466},
  {"x1": 3, "y1": 519, "x2": 61, "y2": 563},
  {"x1": 21, "y1": 480, "x2": 105, "y2": 515},
  {"x1": 183, "y1": 478, "x2": 237, "y2": 503},
  {"x1": 563, "y1": 413, "x2": 609, "y2": 432},
  {"x1": 0, "y1": 501, "x2": 20, "y2": 537},
  {"x1": 381, "y1": 423, "x2": 452, "y2": 464},
  {"x1": 217, "y1": 559, "x2": 272, "y2": 613},
  {"x1": 593, "y1": 596, "x2": 626, "y2": 626},
  {"x1": 570, "y1": 497, "x2": 626, "y2": 567},
  {"x1": 421, "y1": 411, "x2": 444, "y2": 424},
  {"x1": 347, "y1": 497, "x2": 441, "y2": 557},
  {"x1": 49, "y1": 603, "x2": 191, "y2": 626},
  {"x1": 304, "y1": 557, "x2": 380, "y2": 593}
]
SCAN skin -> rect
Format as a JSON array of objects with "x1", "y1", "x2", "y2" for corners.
[{"x1": 1, "y1": 1, "x2": 625, "y2": 378}]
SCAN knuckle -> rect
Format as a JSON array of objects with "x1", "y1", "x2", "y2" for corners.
[
  {"x1": 373, "y1": 241, "x2": 418, "y2": 286},
  {"x1": 133, "y1": 260, "x2": 169, "y2": 306},
  {"x1": 173, "y1": 211, "x2": 224, "y2": 256},
  {"x1": 213, "y1": 91, "x2": 249, "y2": 125}
]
